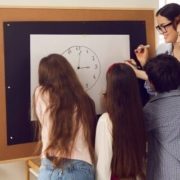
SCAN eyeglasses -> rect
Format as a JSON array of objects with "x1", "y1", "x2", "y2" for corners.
[{"x1": 155, "y1": 22, "x2": 173, "y2": 34}]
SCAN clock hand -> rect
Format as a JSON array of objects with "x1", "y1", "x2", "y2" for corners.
[
  {"x1": 77, "y1": 51, "x2": 82, "y2": 69},
  {"x1": 77, "y1": 66, "x2": 90, "y2": 69}
]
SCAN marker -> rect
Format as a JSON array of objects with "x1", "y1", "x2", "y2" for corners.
[
  {"x1": 137, "y1": 44, "x2": 150, "y2": 50},
  {"x1": 135, "y1": 44, "x2": 150, "y2": 54}
]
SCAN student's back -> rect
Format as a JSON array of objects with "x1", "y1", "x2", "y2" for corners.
[
  {"x1": 34, "y1": 54, "x2": 96, "y2": 180},
  {"x1": 95, "y1": 63, "x2": 146, "y2": 180},
  {"x1": 144, "y1": 54, "x2": 180, "y2": 180}
]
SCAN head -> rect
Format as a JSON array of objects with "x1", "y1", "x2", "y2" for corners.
[
  {"x1": 38, "y1": 54, "x2": 96, "y2": 166},
  {"x1": 39, "y1": 53, "x2": 81, "y2": 90},
  {"x1": 144, "y1": 54, "x2": 180, "y2": 93},
  {"x1": 156, "y1": 3, "x2": 180, "y2": 43},
  {"x1": 105, "y1": 63, "x2": 146, "y2": 178}
]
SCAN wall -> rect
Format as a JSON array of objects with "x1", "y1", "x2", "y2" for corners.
[
  {"x1": 0, "y1": 0, "x2": 158, "y2": 8},
  {"x1": 0, "y1": 0, "x2": 158, "y2": 180},
  {"x1": 0, "y1": 160, "x2": 26, "y2": 180}
]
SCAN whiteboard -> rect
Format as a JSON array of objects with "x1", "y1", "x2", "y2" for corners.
[{"x1": 30, "y1": 35, "x2": 130, "y2": 115}]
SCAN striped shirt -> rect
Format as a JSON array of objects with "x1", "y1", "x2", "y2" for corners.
[{"x1": 143, "y1": 89, "x2": 180, "y2": 180}]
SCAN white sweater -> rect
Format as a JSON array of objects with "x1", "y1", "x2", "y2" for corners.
[{"x1": 95, "y1": 113, "x2": 113, "y2": 180}]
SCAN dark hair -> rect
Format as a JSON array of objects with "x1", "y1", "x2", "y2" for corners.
[
  {"x1": 175, "y1": 15, "x2": 180, "y2": 27},
  {"x1": 144, "y1": 54, "x2": 180, "y2": 93},
  {"x1": 36, "y1": 54, "x2": 96, "y2": 166},
  {"x1": 156, "y1": 3, "x2": 180, "y2": 28},
  {"x1": 105, "y1": 63, "x2": 146, "y2": 179}
]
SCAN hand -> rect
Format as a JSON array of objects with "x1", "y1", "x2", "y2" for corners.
[
  {"x1": 124, "y1": 59, "x2": 138, "y2": 71},
  {"x1": 124, "y1": 59, "x2": 148, "y2": 80},
  {"x1": 134, "y1": 44, "x2": 149, "y2": 67}
]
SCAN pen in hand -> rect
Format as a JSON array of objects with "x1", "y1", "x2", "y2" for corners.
[{"x1": 135, "y1": 44, "x2": 150, "y2": 53}]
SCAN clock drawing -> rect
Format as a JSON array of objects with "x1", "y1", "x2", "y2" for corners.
[{"x1": 62, "y1": 46, "x2": 101, "y2": 91}]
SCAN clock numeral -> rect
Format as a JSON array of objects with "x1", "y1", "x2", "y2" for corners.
[
  {"x1": 93, "y1": 75, "x2": 96, "y2": 79},
  {"x1": 95, "y1": 64, "x2": 98, "y2": 69},
  {"x1": 92, "y1": 56, "x2": 95, "y2": 61},
  {"x1": 86, "y1": 49, "x2": 89, "y2": 53},
  {"x1": 76, "y1": 46, "x2": 80, "y2": 51},
  {"x1": 79, "y1": 51, "x2": 82, "y2": 55},
  {"x1": 85, "y1": 83, "x2": 89, "y2": 88},
  {"x1": 68, "y1": 49, "x2": 72, "y2": 54}
]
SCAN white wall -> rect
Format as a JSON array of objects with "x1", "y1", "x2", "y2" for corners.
[
  {"x1": 0, "y1": 160, "x2": 26, "y2": 180},
  {"x1": 0, "y1": 0, "x2": 158, "y2": 8},
  {"x1": 0, "y1": 1, "x2": 158, "y2": 180}
]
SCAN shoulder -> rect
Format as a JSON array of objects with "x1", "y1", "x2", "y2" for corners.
[
  {"x1": 98, "y1": 112, "x2": 111, "y2": 124},
  {"x1": 143, "y1": 102, "x2": 151, "y2": 114},
  {"x1": 156, "y1": 43, "x2": 172, "y2": 55},
  {"x1": 97, "y1": 113, "x2": 112, "y2": 132},
  {"x1": 34, "y1": 86, "x2": 49, "y2": 106},
  {"x1": 34, "y1": 86, "x2": 42, "y2": 97}
]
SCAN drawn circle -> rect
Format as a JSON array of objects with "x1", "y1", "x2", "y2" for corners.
[{"x1": 62, "y1": 46, "x2": 101, "y2": 91}]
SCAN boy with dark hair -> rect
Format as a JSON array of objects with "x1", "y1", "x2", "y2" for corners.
[{"x1": 143, "y1": 54, "x2": 180, "y2": 180}]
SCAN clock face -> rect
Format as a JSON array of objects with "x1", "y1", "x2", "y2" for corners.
[{"x1": 62, "y1": 46, "x2": 101, "y2": 91}]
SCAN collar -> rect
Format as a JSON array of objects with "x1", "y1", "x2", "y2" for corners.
[
  {"x1": 149, "y1": 88, "x2": 180, "y2": 103},
  {"x1": 164, "y1": 43, "x2": 173, "y2": 55}
]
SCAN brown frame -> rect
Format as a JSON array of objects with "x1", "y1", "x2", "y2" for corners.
[{"x1": 0, "y1": 7, "x2": 155, "y2": 161}]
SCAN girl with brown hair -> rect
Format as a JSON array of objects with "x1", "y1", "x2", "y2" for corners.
[
  {"x1": 34, "y1": 54, "x2": 96, "y2": 180},
  {"x1": 95, "y1": 63, "x2": 146, "y2": 180}
]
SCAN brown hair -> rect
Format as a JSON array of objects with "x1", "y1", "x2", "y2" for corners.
[
  {"x1": 105, "y1": 63, "x2": 146, "y2": 179},
  {"x1": 156, "y1": 3, "x2": 180, "y2": 30},
  {"x1": 174, "y1": 15, "x2": 180, "y2": 29},
  {"x1": 35, "y1": 54, "x2": 96, "y2": 166}
]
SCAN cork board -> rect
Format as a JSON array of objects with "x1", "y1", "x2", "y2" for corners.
[{"x1": 0, "y1": 7, "x2": 155, "y2": 161}]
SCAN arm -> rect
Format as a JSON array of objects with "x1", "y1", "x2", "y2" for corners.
[
  {"x1": 135, "y1": 69, "x2": 148, "y2": 80},
  {"x1": 95, "y1": 113, "x2": 113, "y2": 180},
  {"x1": 124, "y1": 60, "x2": 148, "y2": 80},
  {"x1": 124, "y1": 44, "x2": 150, "y2": 80}
]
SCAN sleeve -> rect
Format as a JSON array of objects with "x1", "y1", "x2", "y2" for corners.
[
  {"x1": 95, "y1": 113, "x2": 113, "y2": 180},
  {"x1": 143, "y1": 104, "x2": 157, "y2": 132}
]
